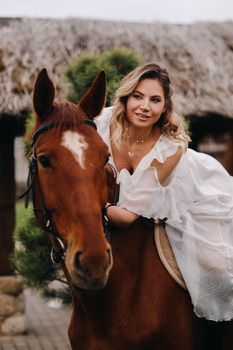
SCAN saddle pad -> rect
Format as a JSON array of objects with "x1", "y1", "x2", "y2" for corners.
[{"x1": 154, "y1": 224, "x2": 187, "y2": 290}]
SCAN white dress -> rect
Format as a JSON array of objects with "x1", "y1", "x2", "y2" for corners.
[{"x1": 96, "y1": 107, "x2": 233, "y2": 322}]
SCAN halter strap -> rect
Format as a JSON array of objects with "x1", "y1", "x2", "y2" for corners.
[{"x1": 30, "y1": 118, "x2": 97, "y2": 147}]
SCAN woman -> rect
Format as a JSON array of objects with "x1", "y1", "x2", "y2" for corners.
[{"x1": 96, "y1": 63, "x2": 233, "y2": 322}]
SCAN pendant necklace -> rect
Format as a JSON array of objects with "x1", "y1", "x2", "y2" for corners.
[{"x1": 126, "y1": 135, "x2": 147, "y2": 158}]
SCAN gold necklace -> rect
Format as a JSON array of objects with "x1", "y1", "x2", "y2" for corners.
[{"x1": 126, "y1": 135, "x2": 150, "y2": 158}]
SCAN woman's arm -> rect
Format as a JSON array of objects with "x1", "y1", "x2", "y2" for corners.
[
  {"x1": 106, "y1": 204, "x2": 139, "y2": 228},
  {"x1": 151, "y1": 146, "x2": 183, "y2": 186}
]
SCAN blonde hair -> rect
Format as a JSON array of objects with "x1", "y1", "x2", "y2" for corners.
[{"x1": 110, "y1": 62, "x2": 190, "y2": 149}]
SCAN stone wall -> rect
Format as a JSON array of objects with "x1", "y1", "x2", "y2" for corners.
[{"x1": 0, "y1": 276, "x2": 27, "y2": 335}]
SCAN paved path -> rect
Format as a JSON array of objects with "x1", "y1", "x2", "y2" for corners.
[{"x1": 0, "y1": 289, "x2": 72, "y2": 350}]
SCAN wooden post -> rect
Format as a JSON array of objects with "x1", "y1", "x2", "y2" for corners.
[{"x1": 0, "y1": 123, "x2": 15, "y2": 275}]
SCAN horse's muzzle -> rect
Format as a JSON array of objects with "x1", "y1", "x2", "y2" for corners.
[{"x1": 67, "y1": 247, "x2": 113, "y2": 290}]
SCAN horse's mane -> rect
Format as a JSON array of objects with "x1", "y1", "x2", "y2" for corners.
[
  {"x1": 46, "y1": 101, "x2": 84, "y2": 131},
  {"x1": 34, "y1": 99, "x2": 85, "y2": 131}
]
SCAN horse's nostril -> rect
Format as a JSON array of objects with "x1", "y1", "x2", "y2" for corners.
[
  {"x1": 73, "y1": 248, "x2": 112, "y2": 274},
  {"x1": 74, "y1": 251, "x2": 83, "y2": 270}
]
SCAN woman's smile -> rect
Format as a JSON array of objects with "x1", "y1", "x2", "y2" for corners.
[{"x1": 135, "y1": 112, "x2": 151, "y2": 120}]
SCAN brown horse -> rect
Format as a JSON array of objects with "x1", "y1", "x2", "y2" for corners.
[{"x1": 30, "y1": 69, "x2": 233, "y2": 350}]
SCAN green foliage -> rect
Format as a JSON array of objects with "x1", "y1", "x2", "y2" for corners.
[
  {"x1": 65, "y1": 47, "x2": 141, "y2": 106},
  {"x1": 13, "y1": 205, "x2": 71, "y2": 302},
  {"x1": 13, "y1": 210, "x2": 56, "y2": 290},
  {"x1": 15, "y1": 200, "x2": 27, "y2": 230}
]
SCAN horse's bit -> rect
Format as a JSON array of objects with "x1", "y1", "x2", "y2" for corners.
[{"x1": 19, "y1": 118, "x2": 112, "y2": 267}]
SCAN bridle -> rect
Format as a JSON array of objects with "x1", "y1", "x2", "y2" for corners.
[{"x1": 19, "y1": 117, "x2": 113, "y2": 275}]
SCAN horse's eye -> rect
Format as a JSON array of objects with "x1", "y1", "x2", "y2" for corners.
[{"x1": 38, "y1": 155, "x2": 51, "y2": 169}]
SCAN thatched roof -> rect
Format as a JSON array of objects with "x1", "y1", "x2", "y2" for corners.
[{"x1": 0, "y1": 17, "x2": 233, "y2": 118}]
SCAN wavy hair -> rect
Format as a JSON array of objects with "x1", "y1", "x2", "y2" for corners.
[{"x1": 110, "y1": 62, "x2": 190, "y2": 149}]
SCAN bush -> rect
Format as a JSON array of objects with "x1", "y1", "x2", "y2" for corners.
[
  {"x1": 13, "y1": 209, "x2": 71, "y2": 301},
  {"x1": 65, "y1": 47, "x2": 141, "y2": 106},
  {"x1": 13, "y1": 210, "x2": 56, "y2": 289}
]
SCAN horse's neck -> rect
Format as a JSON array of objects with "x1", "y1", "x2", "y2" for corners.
[
  {"x1": 110, "y1": 218, "x2": 155, "y2": 274},
  {"x1": 69, "y1": 219, "x2": 197, "y2": 349},
  {"x1": 72, "y1": 218, "x2": 160, "y2": 310}
]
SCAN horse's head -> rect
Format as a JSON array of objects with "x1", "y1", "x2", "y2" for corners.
[{"x1": 31, "y1": 68, "x2": 113, "y2": 290}]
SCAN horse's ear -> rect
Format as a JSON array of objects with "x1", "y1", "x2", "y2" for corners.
[
  {"x1": 33, "y1": 68, "x2": 55, "y2": 120},
  {"x1": 79, "y1": 71, "x2": 106, "y2": 119}
]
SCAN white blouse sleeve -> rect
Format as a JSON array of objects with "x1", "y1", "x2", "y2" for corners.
[
  {"x1": 95, "y1": 107, "x2": 113, "y2": 145},
  {"x1": 117, "y1": 168, "x2": 186, "y2": 228}
]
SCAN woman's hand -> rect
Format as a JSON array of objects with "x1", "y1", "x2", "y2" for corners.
[{"x1": 105, "y1": 203, "x2": 139, "y2": 228}]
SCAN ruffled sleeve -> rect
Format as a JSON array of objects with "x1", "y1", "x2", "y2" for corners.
[
  {"x1": 116, "y1": 137, "x2": 196, "y2": 229},
  {"x1": 117, "y1": 167, "x2": 183, "y2": 228}
]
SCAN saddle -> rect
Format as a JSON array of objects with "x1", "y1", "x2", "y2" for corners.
[{"x1": 154, "y1": 223, "x2": 187, "y2": 290}]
